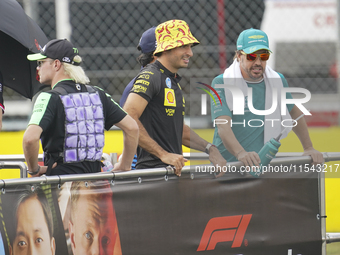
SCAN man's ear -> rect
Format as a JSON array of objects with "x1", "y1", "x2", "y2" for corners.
[
  {"x1": 9, "y1": 244, "x2": 12, "y2": 255},
  {"x1": 54, "y1": 59, "x2": 63, "y2": 71},
  {"x1": 69, "y1": 220, "x2": 76, "y2": 252},
  {"x1": 51, "y1": 237, "x2": 56, "y2": 255}
]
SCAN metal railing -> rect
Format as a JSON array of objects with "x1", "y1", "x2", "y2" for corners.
[
  {"x1": 0, "y1": 161, "x2": 28, "y2": 178},
  {"x1": 184, "y1": 152, "x2": 340, "y2": 161},
  {"x1": 325, "y1": 233, "x2": 340, "y2": 243},
  {"x1": 0, "y1": 153, "x2": 113, "y2": 162},
  {"x1": 0, "y1": 153, "x2": 339, "y2": 248},
  {"x1": 0, "y1": 153, "x2": 115, "y2": 179}
]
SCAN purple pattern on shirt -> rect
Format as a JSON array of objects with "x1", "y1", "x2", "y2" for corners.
[{"x1": 60, "y1": 91, "x2": 104, "y2": 163}]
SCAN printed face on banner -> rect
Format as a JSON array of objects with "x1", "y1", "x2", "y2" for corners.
[
  {"x1": 65, "y1": 181, "x2": 122, "y2": 255},
  {"x1": 9, "y1": 196, "x2": 56, "y2": 255}
]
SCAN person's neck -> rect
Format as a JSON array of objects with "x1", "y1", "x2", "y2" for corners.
[
  {"x1": 51, "y1": 73, "x2": 72, "y2": 88},
  {"x1": 157, "y1": 58, "x2": 178, "y2": 74},
  {"x1": 245, "y1": 77, "x2": 264, "y2": 83}
]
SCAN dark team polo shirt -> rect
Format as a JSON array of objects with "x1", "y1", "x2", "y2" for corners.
[
  {"x1": 29, "y1": 79, "x2": 127, "y2": 175},
  {"x1": 131, "y1": 61, "x2": 185, "y2": 169},
  {"x1": 0, "y1": 72, "x2": 4, "y2": 113}
]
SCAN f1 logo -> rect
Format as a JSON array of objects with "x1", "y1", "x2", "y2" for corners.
[{"x1": 197, "y1": 214, "x2": 252, "y2": 251}]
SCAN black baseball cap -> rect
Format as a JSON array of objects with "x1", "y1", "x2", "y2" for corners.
[
  {"x1": 137, "y1": 27, "x2": 156, "y2": 54},
  {"x1": 27, "y1": 39, "x2": 81, "y2": 65}
]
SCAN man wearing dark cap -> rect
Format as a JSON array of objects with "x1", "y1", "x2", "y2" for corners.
[
  {"x1": 123, "y1": 20, "x2": 226, "y2": 176},
  {"x1": 119, "y1": 27, "x2": 157, "y2": 170},
  {"x1": 119, "y1": 26, "x2": 157, "y2": 107},
  {"x1": 211, "y1": 28, "x2": 323, "y2": 170},
  {"x1": 24, "y1": 39, "x2": 139, "y2": 176}
]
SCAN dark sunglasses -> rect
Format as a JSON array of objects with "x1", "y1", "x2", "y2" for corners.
[
  {"x1": 241, "y1": 52, "x2": 270, "y2": 61},
  {"x1": 37, "y1": 59, "x2": 52, "y2": 67}
]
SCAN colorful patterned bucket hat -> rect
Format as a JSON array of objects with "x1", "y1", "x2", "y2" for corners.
[{"x1": 154, "y1": 19, "x2": 200, "y2": 54}]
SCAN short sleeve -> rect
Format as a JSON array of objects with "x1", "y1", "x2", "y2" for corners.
[{"x1": 210, "y1": 74, "x2": 232, "y2": 121}]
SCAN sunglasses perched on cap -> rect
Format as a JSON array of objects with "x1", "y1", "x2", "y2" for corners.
[{"x1": 241, "y1": 51, "x2": 270, "y2": 61}]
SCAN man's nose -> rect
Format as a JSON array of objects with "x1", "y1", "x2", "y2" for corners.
[
  {"x1": 186, "y1": 46, "x2": 193, "y2": 57},
  {"x1": 254, "y1": 55, "x2": 263, "y2": 64},
  {"x1": 90, "y1": 238, "x2": 100, "y2": 255}
]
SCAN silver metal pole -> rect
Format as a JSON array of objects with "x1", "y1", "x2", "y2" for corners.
[
  {"x1": 0, "y1": 161, "x2": 27, "y2": 178},
  {"x1": 0, "y1": 154, "x2": 339, "y2": 187},
  {"x1": 324, "y1": 232, "x2": 340, "y2": 243},
  {"x1": 319, "y1": 171, "x2": 327, "y2": 255},
  {"x1": 55, "y1": 0, "x2": 72, "y2": 40},
  {"x1": 22, "y1": 0, "x2": 38, "y2": 21},
  {"x1": 184, "y1": 152, "x2": 340, "y2": 161}
]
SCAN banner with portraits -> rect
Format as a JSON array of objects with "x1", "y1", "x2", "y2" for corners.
[{"x1": 0, "y1": 171, "x2": 322, "y2": 255}]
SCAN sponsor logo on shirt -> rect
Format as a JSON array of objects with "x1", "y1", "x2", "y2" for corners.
[
  {"x1": 135, "y1": 79, "x2": 150, "y2": 86},
  {"x1": 244, "y1": 96, "x2": 250, "y2": 112},
  {"x1": 140, "y1": 70, "x2": 154, "y2": 75},
  {"x1": 166, "y1": 77, "x2": 171, "y2": 88},
  {"x1": 165, "y1": 108, "x2": 175, "y2": 116},
  {"x1": 164, "y1": 88, "x2": 176, "y2": 107},
  {"x1": 139, "y1": 74, "x2": 150, "y2": 79},
  {"x1": 132, "y1": 84, "x2": 147, "y2": 93}
]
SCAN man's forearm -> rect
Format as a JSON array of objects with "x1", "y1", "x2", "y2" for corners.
[
  {"x1": 182, "y1": 124, "x2": 208, "y2": 151},
  {"x1": 22, "y1": 125, "x2": 42, "y2": 171},
  {"x1": 136, "y1": 118, "x2": 168, "y2": 159},
  {"x1": 217, "y1": 124, "x2": 245, "y2": 157},
  {"x1": 290, "y1": 106, "x2": 314, "y2": 150},
  {"x1": 119, "y1": 128, "x2": 139, "y2": 169},
  {"x1": 23, "y1": 139, "x2": 40, "y2": 171},
  {"x1": 292, "y1": 117, "x2": 314, "y2": 150}
]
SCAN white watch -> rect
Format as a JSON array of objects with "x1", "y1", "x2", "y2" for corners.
[{"x1": 205, "y1": 143, "x2": 215, "y2": 154}]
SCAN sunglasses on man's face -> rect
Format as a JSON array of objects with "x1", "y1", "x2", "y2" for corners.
[
  {"x1": 241, "y1": 52, "x2": 270, "y2": 61},
  {"x1": 37, "y1": 59, "x2": 53, "y2": 67}
]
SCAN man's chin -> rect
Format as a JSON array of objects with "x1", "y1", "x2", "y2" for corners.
[{"x1": 250, "y1": 72, "x2": 263, "y2": 80}]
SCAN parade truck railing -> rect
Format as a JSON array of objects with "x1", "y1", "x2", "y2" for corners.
[{"x1": 0, "y1": 153, "x2": 339, "y2": 254}]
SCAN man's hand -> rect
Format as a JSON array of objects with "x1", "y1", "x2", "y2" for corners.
[
  {"x1": 160, "y1": 152, "x2": 188, "y2": 176},
  {"x1": 29, "y1": 163, "x2": 57, "y2": 177},
  {"x1": 111, "y1": 161, "x2": 131, "y2": 172},
  {"x1": 208, "y1": 146, "x2": 227, "y2": 178},
  {"x1": 237, "y1": 150, "x2": 261, "y2": 168},
  {"x1": 303, "y1": 147, "x2": 324, "y2": 165}
]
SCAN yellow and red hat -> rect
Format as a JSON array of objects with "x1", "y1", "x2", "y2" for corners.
[{"x1": 154, "y1": 19, "x2": 200, "y2": 54}]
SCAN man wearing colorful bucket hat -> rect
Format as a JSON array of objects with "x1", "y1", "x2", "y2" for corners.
[
  {"x1": 123, "y1": 19, "x2": 226, "y2": 176},
  {"x1": 211, "y1": 28, "x2": 323, "y2": 170},
  {"x1": 24, "y1": 39, "x2": 139, "y2": 176}
]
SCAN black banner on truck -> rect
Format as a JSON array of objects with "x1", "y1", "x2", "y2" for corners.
[{"x1": 0, "y1": 171, "x2": 321, "y2": 255}]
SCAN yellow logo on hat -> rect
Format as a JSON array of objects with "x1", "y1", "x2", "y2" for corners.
[
  {"x1": 249, "y1": 35, "x2": 264, "y2": 39},
  {"x1": 249, "y1": 47, "x2": 257, "y2": 52},
  {"x1": 164, "y1": 88, "x2": 176, "y2": 107}
]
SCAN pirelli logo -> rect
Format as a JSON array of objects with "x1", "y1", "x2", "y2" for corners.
[
  {"x1": 135, "y1": 79, "x2": 150, "y2": 86},
  {"x1": 197, "y1": 214, "x2": 252, "y2": 251}
]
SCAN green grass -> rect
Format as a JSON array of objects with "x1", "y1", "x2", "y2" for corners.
[{"x1": 327, "y1": 242, "x2": 340, "y2": 254}]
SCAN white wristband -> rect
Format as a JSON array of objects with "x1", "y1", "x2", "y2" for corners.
[{"x1": 205, "y1": 143, "x2": 215, "y2": 154}]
